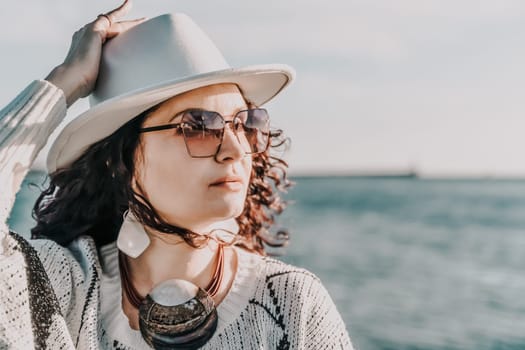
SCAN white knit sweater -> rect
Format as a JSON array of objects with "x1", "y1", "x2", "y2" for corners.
[{"x1": 0, "y1": 80, "x2": 353, "y2": 349}]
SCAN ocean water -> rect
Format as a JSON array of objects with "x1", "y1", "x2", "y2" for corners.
[{"x1": 8, "y1": 171, "x2": 525, "y2": 350}]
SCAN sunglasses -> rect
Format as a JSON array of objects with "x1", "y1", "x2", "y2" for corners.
[{"x1": 139, "y1": 108, "x2": 271, "y2": 158}]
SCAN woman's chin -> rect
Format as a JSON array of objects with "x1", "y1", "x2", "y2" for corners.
[
  {"x1": 207, "y1": 192, "x2": 246, "y2": 213},
  {"x1": 155, "y1": 194, "x2": 246, "y2": 231},
  {"x1": 209, "y1": 201, "x2": 245, "y2": 220},
  {"x1": 188, "y1": 206, "x2": 241, "y2": 234}
]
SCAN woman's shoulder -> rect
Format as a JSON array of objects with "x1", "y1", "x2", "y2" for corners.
[
  {"x1": 5, "y1": 231, "x2": 86, "y2": 275},
  {"x1": 235, "y1": 249, "x2": 354, "y2": 348},
  {"x1": 6, "y1": 231, "x2": 100, "y2": 282},
  {"x1": 259, "y1": 252, "x2": 323, "y2": 289},
  {"x1": 27, "y1": 234, "x2": 100, "y2": 272},
  {"x1": 237, "y1": 248, "x2": 328, "y2": 304},
  {"x1": 10, "y1": 232, "x2": 102, "y2": 314}
]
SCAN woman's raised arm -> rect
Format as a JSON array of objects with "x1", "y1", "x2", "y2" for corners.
[
  {"x1": 0, "y1": 0, "x2": 143, "y2": 241},
  {"x1": 0, "y1": 2, "x2": 144, "y2": 347}
]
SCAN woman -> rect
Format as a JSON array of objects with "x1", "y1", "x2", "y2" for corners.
[{"x1": 0, "y1": 1, "x2": 353, "y2": 349}]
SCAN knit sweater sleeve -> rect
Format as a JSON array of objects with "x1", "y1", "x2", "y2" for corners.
[
  {"x1": 0, "y1": 80, "x2": 66, "y2": 242},
  {"x1": 0, "y1": 80, "x2": 69, "y2": 348}
]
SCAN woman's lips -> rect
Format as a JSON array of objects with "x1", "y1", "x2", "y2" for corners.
[{"x1": 209, "y1": 176, "x2": 244, "y2": 191}]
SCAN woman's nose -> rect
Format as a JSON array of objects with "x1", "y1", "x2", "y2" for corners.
[{"x1": 214, "y1": 123, "x2": 246, "y2": 163}]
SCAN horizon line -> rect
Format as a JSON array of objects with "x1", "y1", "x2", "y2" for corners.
[{"x1": 27, "y1": 168, "x2": 525, "y2": 181}]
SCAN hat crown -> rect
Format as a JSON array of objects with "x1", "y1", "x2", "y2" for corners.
[
  {"x1": 91, "y1": 13, "x2": 230, "y2": 106},
  {"x1": 46, "y1": 12, "x2": 294, "y2": 173}
]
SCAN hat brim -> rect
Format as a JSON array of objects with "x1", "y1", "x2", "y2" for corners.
[{"x1": 47, "y1": 64, "x2": 294, "y2": 173}]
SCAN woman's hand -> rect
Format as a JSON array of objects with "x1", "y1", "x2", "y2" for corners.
[{"x1": 45, "y1": 0, "x2": 145, "y2": 106}]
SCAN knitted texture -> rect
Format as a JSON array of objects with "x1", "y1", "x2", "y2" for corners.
[
  {"x1": 1, "y1": 233, "x2": 75, "y2": 349},
  {"x1": 0, "y1": 81, "x2": 354, "y2": 349}
]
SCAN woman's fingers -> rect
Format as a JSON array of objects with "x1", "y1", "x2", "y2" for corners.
[
  {"x1": 92, "y1": 0, "x2": 131, "y2": 30},
  {"x1": 105, "y1": 0, "x2": 133, "y2": 26},
  {"x1": 106, "y1": 18, "x2": 147, "y2": 39},
  {"x1": 93, "y1": 0, "x2": 145, "y2": 41},
  {"x1": 97, "y1": 14, "x2": 112, "y2": 27}
]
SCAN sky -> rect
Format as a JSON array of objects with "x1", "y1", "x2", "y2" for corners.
[{"x1": 2, "y1": 0, "x2": 525, "y2": 177}]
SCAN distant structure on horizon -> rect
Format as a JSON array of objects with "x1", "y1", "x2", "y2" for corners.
[{"x1": 291, "y1": 168, "x2": 419, "y2": 179}]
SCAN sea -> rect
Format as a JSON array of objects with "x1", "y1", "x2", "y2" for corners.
[{"x1": 8, "y1": 171, "x2": 525, "y2": 350}]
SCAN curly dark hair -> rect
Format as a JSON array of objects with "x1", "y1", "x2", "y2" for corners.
[{"x1": 31, "y1": 107, "x2": 292, "y2": 255}]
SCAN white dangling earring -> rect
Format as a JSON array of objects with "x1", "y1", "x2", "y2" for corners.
[{"x1": 117, "y1": 210, "x2": 151, "y2": 258}]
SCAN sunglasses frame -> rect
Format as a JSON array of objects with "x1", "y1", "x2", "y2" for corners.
[{"x1": 138, "y1": 108, "x2": 271, "y2": 158}]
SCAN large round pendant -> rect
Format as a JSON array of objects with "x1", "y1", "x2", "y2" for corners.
[{"x1": 138, "y1": 279, "x2": 218, "y2": 350}]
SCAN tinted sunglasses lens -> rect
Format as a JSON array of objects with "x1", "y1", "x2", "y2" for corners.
[
  {"x1": 236, "y1": 109, "x2": 270, "y2": 153},
  {"x1": 181, "y1": 111, "x2": 223, "y2": 157}
]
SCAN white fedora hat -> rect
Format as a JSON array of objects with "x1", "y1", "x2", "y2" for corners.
[{"x1": 47, "y1": 13, "x2": 295, "y2": 173}]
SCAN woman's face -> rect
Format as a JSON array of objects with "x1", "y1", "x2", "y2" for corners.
[{"x1": 134, "y1": 83, "x2": 252, "y2": 233}]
